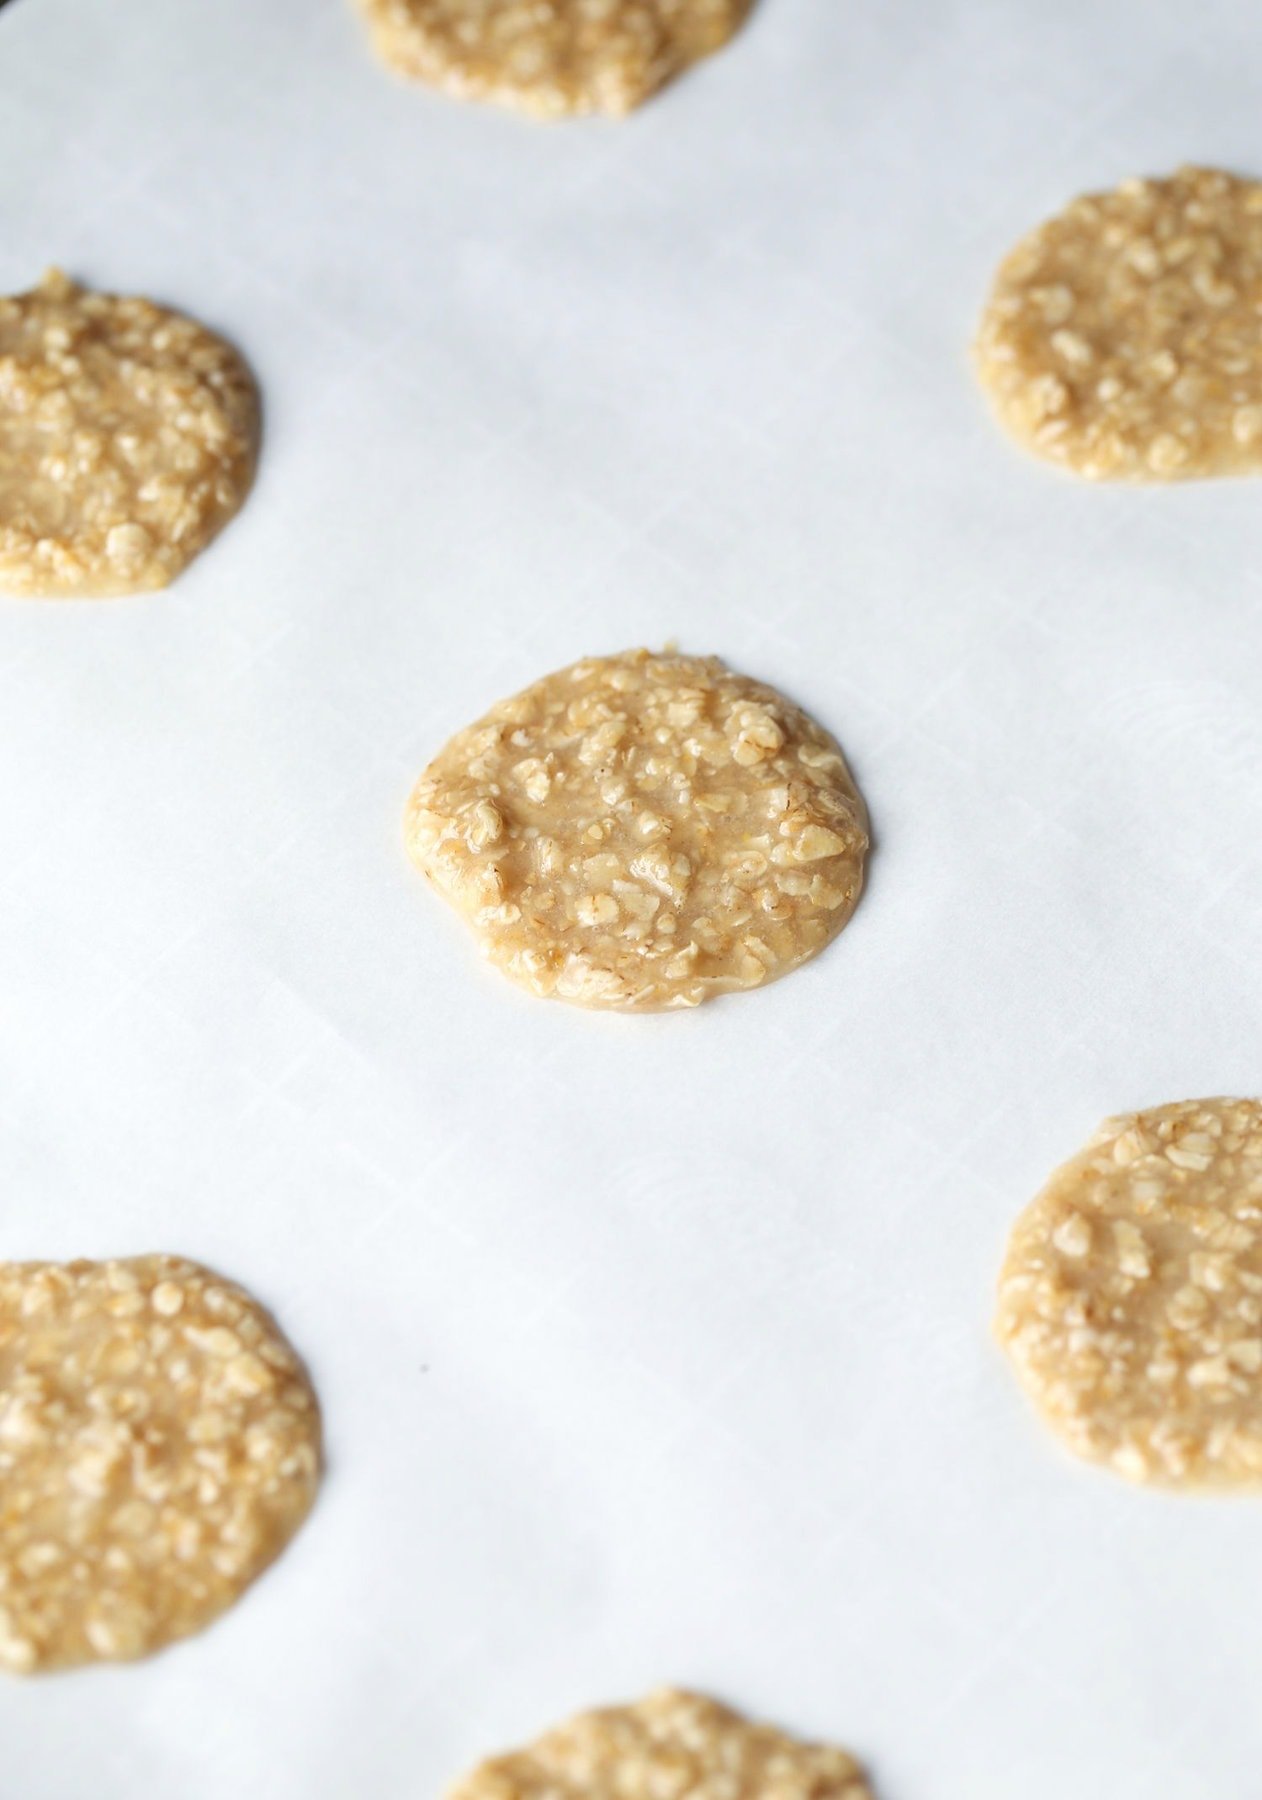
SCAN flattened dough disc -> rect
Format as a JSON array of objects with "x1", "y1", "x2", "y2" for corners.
[
  {"x1": 406, "y1": 648, "x2": 868, "y2": 1012},
  {"x1": 996, "y1": 1099, "x2": 1262, "y2": 1489},
  {"x1": 0, "y1": 1255, "x2": 320, "y2": 1672},
  {"x1": 356, "y1": 0, "x2": 754, "y2": 119},
  {"x1": 976, "y1": 167, "x2": 1262, "y2": 480},
  {"x1": 0, "y1": 270, "x2": 258, "y2": 597}
]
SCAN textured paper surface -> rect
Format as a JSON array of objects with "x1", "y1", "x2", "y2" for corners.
[{"x1": 2, "y1": 1, "x2": 1262, "y2": 1795}]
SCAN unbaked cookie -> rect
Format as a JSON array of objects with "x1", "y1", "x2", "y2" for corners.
[
  {"x1": 406, "y1": 648, "x2": 868, "y2": 1011},
  {"x1": 996, "y1": 1099, "x2": 1262, "y2": 1489},
  {"x1": 446, "y1": 1688, "x2": 873, "y2": 1800},
  {"x1": 356, "y1": 0, "x2": 753, "y2": 119},
  {"x1": 0, "y1": 1255, "x2": 320, "y2": 1672},
  {"x1": 975, "y1": 166, "x2": 1262, "y2": 480},
  {"x1": 0, "y1": 270, "x2": 258, "y2": 597}
]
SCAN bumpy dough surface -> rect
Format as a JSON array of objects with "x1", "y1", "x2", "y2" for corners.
[
  {"x1": 406, "y1": 648, "x2": 868, "y2": 1012},
  {"x1": 446, "y1": 1688, "x2": 873, "y2": 1800},
  {"x1": 0, "y1": 270, "x2": 258, "y2": 597},
  {"x1": 975, "y1": 166, "x2": 1262, "y2": 480},
  {"x1": 356, "y1": 0, "x2": 753, "y2": 118},
  {"x1": 0, "y1": 1256, "x2": 320, "y2": 1673},
  {"x1": 996, "y1": 1099, "x2": 1262, "y2": 1489}
]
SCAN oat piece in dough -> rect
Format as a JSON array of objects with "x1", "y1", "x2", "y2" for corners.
[
  {"x1": 995, "y1": 1098, "x2": 1262, "y2": 1489},
  {"x1": 0, "y1": 269, "x2": 259, "y2": 597},
  {"x1": 356, "y1": 0, "x2": 753, "y2": 119},
  {"x1": 0, "y1": 1255, "x2": 321, "y2": 1673},
  {"x1": 975, "y1": 166, "x2": 1262, "y2": 480},
  {"x1": 446, "y1": 1688, "x2": 873, "y2": 1800},
  {"x1": 406, "y1": 648, "x2": 868, "y2": 1011}
]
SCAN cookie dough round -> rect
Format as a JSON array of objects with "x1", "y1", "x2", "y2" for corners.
[
  {"x1": 975, "y1": 166, "x2": 1262, "y2": 480},
  {"x1": 406, "y1": 648, "x2": 868, "y2": 1012},
  {"x1": 356, "y1": 0, "x2": 753, "y2": 119},
  {"x1": 996, "y1": 1099, "x2": 1262, "y2": 1489},
  {"x1": 0, "y1": 1255, "x2": 321, "y2": 1673},
  {"x1": 0, "y1": 269, "x2": 259, "y2": 597},
  {"x1": 446, "y1": 1688, "x2": 873, "y2": 1800}
]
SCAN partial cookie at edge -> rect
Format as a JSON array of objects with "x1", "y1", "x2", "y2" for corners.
[
  {"x1": 0, "y1": 1254, "x2": 321, "y2": 1672},
  {"x1": 0, "y1": 269, "x2": 259, "y2": 597},
  {"x1": 996, "y1": 1098, "x2": 1262, "y2": 1488},
  {"x1": 975, "y1": 166, "x2": 1262, "y2": 480},
  {"x1": 355, "y1": 0, "x2": 754, "y2": 119},
  {"x1": 445, "y1": 1687, "x2": 874, "y2": 1800}
]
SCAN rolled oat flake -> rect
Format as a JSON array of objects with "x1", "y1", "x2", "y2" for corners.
[
  {"x1": 406, "y1": 647, "x2": 868, "y2": 1011},
  {"x1": 0, "y1": 1255, "x2": 321, "y2": 1672},
  {"x1": 0, "y1": 270, "x2": 258, "y2": 597},
  {"x1": 996, "y1": 1098, "x2": 1262, "y2": 1489},
  {"x1": 976, "y1": 166, "x2": 1262, "y2": 480},
  {"x1": 355, "y1": 0, "x2": 754, "y2": 119},
  {"x1": 445, "y1": 1688, "x2": 874, "y2": 1800}
]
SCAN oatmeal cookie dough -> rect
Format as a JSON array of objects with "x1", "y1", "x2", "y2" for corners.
[
  {"x1": 996, "y1": 1099, "x2": 1262, "y2": 1489},
  {"x1": 975, "y1": 166, "x2": 1262, "y2": 480},
  {"x1": 446, "y1": 1688, "x2": 873, "y2": 1800},
  {"x1": 0, "y1": 269, "x2": 258, "y2": 596},
  {"x1": 355, "y1": 0, "x2": 753, "y2": 119},
  {"x1": 0, "y1": 1255, "x2": 321, "y2": 1673},
  {"x1": 406, "y1": 648, "x2": 868, "y2": 1011}
]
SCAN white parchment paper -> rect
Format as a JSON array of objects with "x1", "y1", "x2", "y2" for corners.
[{"x1": 3, "y1": 0, "x2": 1262, "y2": 1794}]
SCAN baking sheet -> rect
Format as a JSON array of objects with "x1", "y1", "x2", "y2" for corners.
[{"x1": 4, "y1": 0, "x2": 1262, "y2": 1794}]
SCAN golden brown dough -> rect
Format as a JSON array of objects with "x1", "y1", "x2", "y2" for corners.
[
  {"x1": 355, "y1": 0, "x2": 753, "y2": 118},
  {"x1": 976, "y1": 167, "x2": 1262, "y2": 480},
  {"x1": 446, "y1": 1688, "x2": 874, "y2": 1800},
  {"x1": 406, "y1": 648, "x2": 868, "y2": 1011},
  {"x1": 0, "y1": 1255, "x2": 320, "y2": 1672},
  {"x1": 0, "y1": 270, "x2": 258, "y2": 596},
  {"x1": 996, "y1": 1099, "x2": 1262, "y2": 1488}
]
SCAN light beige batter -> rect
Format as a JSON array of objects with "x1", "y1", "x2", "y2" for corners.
[
  {"x1": 996, "y1": 1098, "x2": 1262, "y2": 1489},
  {"x1": 0, "y1": 1255, "x2": 321, "y2": 1672},
  {"x1": 0, "y1": 270, "x2": 258, "y2": 597},
  {"x1": 406, "y1": 648, "x2": 868, "y2": 1011},
  {"x1": 446, "y1": 1688, "x2": 873, "y2": 1800},
  {"x1": 355, "y1": 0, "x2": 753, "y2": 119},
  {"x1": 975, "y1": 166, "x2": 1262, "y2": 480}
]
